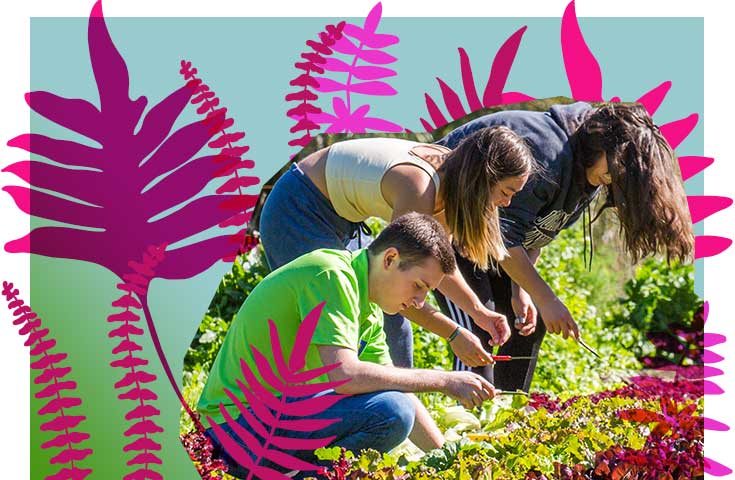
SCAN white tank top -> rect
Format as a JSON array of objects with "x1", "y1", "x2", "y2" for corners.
[{"x1": 325, "y1": 138, "x2": 447, "y2": 222}]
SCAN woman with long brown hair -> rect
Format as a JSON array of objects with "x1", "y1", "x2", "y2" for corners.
[
  {"x1": 434, "y1": 101, "x2": 694, "y2": 392},
  {"x1": 259, "y1": 126, "x2": 536, "y2": 369}
]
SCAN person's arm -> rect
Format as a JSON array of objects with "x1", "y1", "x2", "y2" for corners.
[
  {"x1": 509, "y1": 248, "x2": 540, "y2": 336},
  {"x1": 384, "y1": 169, "x2": 510, "y2": 346},
  {"x1": 317, "y1": 345, "x2": 497, "y2": 410},
  {"x1": 434, "y1": 270, "x2": 510, "y2": 345},
  {"x1": 401, "y1": 303, "x2": 494, "y2": 367},
  {"x1": 406, "y1": 393, "x2": 444, "y2": 451},
  {"x1": 500, "y1": 246, "x2": 579, "y2": 339}
]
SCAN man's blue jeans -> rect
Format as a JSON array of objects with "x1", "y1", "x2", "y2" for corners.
[{"x1": 205, "y1": 390, "x2": 416, "y2": 479}]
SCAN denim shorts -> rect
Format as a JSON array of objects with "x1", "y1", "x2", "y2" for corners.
[{"x1": 259, "y1": 163, "x2": 365, "y2": 270}]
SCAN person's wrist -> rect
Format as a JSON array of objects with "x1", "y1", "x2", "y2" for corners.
[{"x1": 447, "y1": 325, "x2": 462, "y2": 343}]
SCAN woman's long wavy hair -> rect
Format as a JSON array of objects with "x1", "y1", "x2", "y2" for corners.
[
  {"x1": 573, "y1": 103, "x2": 694, "y2": 263},
  {"x1": 440, "y1": 126, "x2": 535, "y2": 270}
]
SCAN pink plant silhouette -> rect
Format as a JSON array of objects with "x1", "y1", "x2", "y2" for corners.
[
  {"x1": 286, "y1": 21, "x2": 346, "y2": 151},
  {"x1": 307, "y1": 2, "x2": 403, "y2": 134},
  {"x1": 109, "y1": 244, "x2": 168, "y2": 480},
  {"x1": 418, "y1": 27, "x2": 535, "y2": 132},
  {"x1": 3, "y1": 1, "x2": 252, "y2": 280},
  {"x1": 206, "y1": 302, "x2": 350, "y2": 480},
  {"x1": 178, "y1": 61, "x2": 261, "y2": 262},
  {"x1": 3, "y1": 281, "x2": 93, "y2": 480}
]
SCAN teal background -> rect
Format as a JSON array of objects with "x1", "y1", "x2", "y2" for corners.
[{"x1": 28, "y1": 15, "x2": 703, "y2": 478}]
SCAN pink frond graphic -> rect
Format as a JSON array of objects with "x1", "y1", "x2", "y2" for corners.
[
  {"x1": 704, "y1": 333, "x2": 726, "y2": 348},
  {"x1": 458, "y1": 48, "x2": 482, "y2": 111},
  {"x1": 704, "y1": 380, "x2": 724, "y2": 395},
  {"x1": 206, "y1": 303, "x2": 350, "y2": 479},
  {"x1": 704, "y1": 417, "x2": 730, "y2": 431},
  {"x1": 687, "y1": 196, "x2": 733, "y2": 224},
  {"x1": 561, "y1": 1, "x2": 603, "y2": 101},
  {"x1": 636, "y1": 81, "x2": 672, "y2": 116},
  {"x1": 418, "y1": 30, "x2": 532, "y2": 131},
  {"x1": 107, "y1": 246, "x2": 169, "y2": 479},
  {"x1": 694, "y1": 236, "x2": 732, "y2": 259},
  {"x1": 178, "y1": 61, "x2": 261, "y2": 263},
  {"x1": 679, "y1": 156, "x2": 715, "y2": 181},
  {"x1": 437, "y1": 79, "x2": 467, "y2": 119},
  {"x1": 2, "y1": 281, "x2": 94, "y2": 478},
  {"x1": 705, "y1": 456, "x2": 734, "y2": 476},
  {"x1": 483, "y1": 26, "x2": 527, "y2": 107},
  {"x1": 704, "y1": 349, "x2": 724, "y2": 364},
  {"x1": 310, "y1": 2, "x2": 402, "y2": 134},
  {"x1": 290, "y1": 301, "x2": 325, "y2": 371},
  {"x1": 660, "y1": 114, "x2": 698, "y2": 150}
]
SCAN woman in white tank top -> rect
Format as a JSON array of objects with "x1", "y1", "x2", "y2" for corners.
[{"x1": 259, "y1": 126, "x2": 535, "y2": 368}]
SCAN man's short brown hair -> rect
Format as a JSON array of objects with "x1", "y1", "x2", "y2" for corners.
[{"x1": 368, "y1": 212, "x2": 456, "y2": 274}]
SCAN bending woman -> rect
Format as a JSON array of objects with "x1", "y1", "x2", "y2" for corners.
[
  {"x1": 434, "y1": 102, "x2": 694, "y2": 391},
  {"x1": 259, "y1": 126, "x2": 535, "y2": 369}
]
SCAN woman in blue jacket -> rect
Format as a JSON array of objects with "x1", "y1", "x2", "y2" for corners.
[{"x1": 434, "y1": 102, "x2": 694, "y2": 391}]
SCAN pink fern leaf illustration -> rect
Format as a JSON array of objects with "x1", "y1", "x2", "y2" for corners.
[
  {"x1": 3, "y1": 281, "x2": 93, "y2": 480},
  {"x1": 206, "y1": 302, "x2": 350, "y2": 480},
  {"x1": 108, "y1": 245, "x2": 170, "y2": 480},
  {"x1": 286, "y1": 21, "x2": 346, "y2": 151},
  {"x1": 309, "y1": 2, "x2": 403, "y2": 133},
  {"x1": 2, "y1": 0, "x2": 252, "y2": 280},
  {"x1": 418, "y1": 27, "x2": 535, "y2": 131},
  {"x1": 178, "y1": 61, "x2": 261, "y2": 263}
]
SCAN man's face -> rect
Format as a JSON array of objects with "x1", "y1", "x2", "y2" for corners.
[{"x1": 375, "y1": 249, "x2": 445, "y2": 315}]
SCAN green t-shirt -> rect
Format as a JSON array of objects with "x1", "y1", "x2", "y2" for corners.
[{"x1": 198, "y1": 248, "x2": 391, "y2": 425}]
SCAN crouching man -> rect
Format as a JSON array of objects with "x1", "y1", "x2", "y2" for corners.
[{"x1": 197, "y1": 213, "x2": 497, "y2": 479}]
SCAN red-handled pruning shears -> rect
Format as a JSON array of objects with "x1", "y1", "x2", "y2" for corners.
[{"x1": 491, "y1": 355, "x2": 536, "y2": 361}]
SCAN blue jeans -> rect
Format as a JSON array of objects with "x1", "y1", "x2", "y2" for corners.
[
  {"x1": 259, "y1": 163, "x2": 413, "y2": 368},
  {"x1": 205, "y1": 391, "x2": 415, "y2": 479}
]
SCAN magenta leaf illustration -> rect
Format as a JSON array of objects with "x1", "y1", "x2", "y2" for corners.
[
  {"x1": 205, "y1": 302, "x2": 350, "y2": 480},
  {"x1": 308, "y1": 2, "x2": 403, "y2": 133},
  {"x1": 286, "y1": 21, "x2": 346, "y2": 151},
  {"x1": 3, "y1": 0, "x2": 253, "y2": 281},
  {"x1": 178, "y1": 60, "x2": 261, "y2": 263},
  {"x1": 108, "y1": 245, "x2": 169, "y2": 479},
  {"x1": 3, "y1": 281, "x2": 93, "y2": 480},
  {"x1": 561, "y1": 1, "x2": 603, "y2": 102},
  {"x1": 418, "y1": 27, "x2": 535, "y2": 131}
]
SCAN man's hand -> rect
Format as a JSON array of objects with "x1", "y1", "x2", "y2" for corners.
[
  {"x1": 441, "y1": 371, "x2": 497, "y2": 409},
  {"x1": 537, "y1": 296, "x2": 579, "y2": 339},
  {"x1": 511, "y1": 288, "x2": 537, "y2": 336},
  {"x1": 471, "y1": 306, "x2": 511, "y2": 346},
  {"x1": 449, "y1": 327, "x2": 495, "y2": 367}
]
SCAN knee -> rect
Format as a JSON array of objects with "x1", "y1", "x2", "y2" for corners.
[{"x1": 371, "y1": 391, "x2": 415, "y2": 444}]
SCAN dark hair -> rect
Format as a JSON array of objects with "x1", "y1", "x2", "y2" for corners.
[
  {"x1": 440, "y1": 125, "x2": 535, "y2": 268},
  {"x1": 368, "y1": 212, "x2": 456, "y2": 274},
  {"x1": 573, "y1": 103, "x2": 694, "y2": 262}
]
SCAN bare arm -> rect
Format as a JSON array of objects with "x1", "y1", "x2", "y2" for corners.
[
  {"x1": 406, "y1": 393, "x2": 445, "y2": 451},
  {"x1": 383, "y1": 166, "x2": 510, "y2": 346},
  {"x1": 317, "y1": 345, "x2": 497, "y2": 410},
  {"x1": 500, "y1": 246, "x2": 579, "y2": 339}
]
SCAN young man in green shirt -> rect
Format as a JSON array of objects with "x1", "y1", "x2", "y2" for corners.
[{"x1": 199, "y1": 213, "x2": 497, "y2": 478}]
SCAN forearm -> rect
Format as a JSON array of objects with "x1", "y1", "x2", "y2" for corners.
[
  {"x1": 406, "y1": 393, "x2": 444, "y2": 451},
  {"x1": 510, "y1": 248, "x2": 541, "y2": 296},
  {"x1": 501, "y1": 246, "x2": 555, "y2": 303},
  {"x1": 329, "y1": 359, "x2": 449, "y2": 396},
  {"x1": 402, "y1": 303, "x2": 457, "y2": 339},
  {"x1": 435, "y1": 267, "x2": 485, "y2": 317}
]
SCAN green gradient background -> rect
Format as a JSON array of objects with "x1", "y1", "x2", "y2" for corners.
[{"x1": 28, "y1": 15, "x2": 703, "y2": 478}]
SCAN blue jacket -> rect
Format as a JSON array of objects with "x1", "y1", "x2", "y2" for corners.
[{"x1": 437, "y1": 102, "x2": 600, "y2": 250}]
